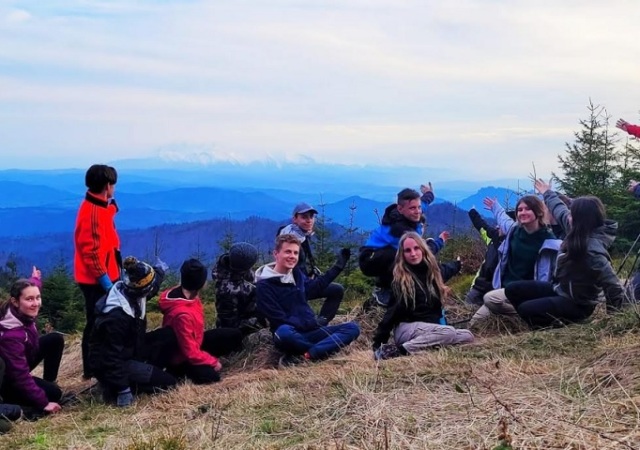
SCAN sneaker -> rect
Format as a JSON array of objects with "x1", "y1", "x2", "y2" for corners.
[
  {"x1": 317, "y1": 315, "x2": 329, "y2": 327},
  {"x1": 373, "y1": 287, "x2": 392, "y2": 307},
  {"x1": 374, "y1": 343, "x2": 402, "y2": 360}
]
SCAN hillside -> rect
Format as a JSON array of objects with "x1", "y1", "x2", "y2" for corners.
[{"x1": 2, "y1": 305, "x2": 640, "y2": 449}]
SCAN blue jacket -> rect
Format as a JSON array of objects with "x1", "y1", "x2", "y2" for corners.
[
  {"x1": 364, "y1": 192, "x2": 444, "y2": 252},
  {"x1": 255, "y1": 264, "x2": 342, "y2": 332},
  {"x1": 489, "y1": 201, "x2": 561, "y2": 289}
]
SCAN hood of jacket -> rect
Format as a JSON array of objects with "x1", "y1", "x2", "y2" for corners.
[
  {"x1": 279, "y1": 223, "x2": 312, "y2": 242},
  {"x1": 255, "y1": 263, "x2": 296, "y2": 284},
  {"x1": 590, "y1": 220, "x2": 617, "y2": 250},
  {"x1": 101, "y1": 281, "x2": 146, "y2": 319},
  {"x1": 0, "y1": 307, "x2": 26, "y2": 332},
  {"x1": 158, "y1": 287, "x2": 200, "y2": 314}
]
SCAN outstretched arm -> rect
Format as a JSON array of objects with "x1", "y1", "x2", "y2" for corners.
[{"x1": 617, "y1": 118, "x2": 640, "y2": 139}]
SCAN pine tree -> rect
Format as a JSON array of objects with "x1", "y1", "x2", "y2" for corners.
[{"x1": 555, "y1": 100, "x2": 619, "y2": 202}]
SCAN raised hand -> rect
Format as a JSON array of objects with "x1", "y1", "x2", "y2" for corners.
[
  {"x1": 31, "y1": 265, "x2": 41, "y2": 280},
  {"x1": 420, "y1": 182, "x2": 433, "y2": 195},
  {"x1": 483, "y1": 197, "x2": 496, "y2": 210},
  {"x1": 534, "y1": 178, "x2": 552, "y2": 195},
  {"x1": 616, "y1": 118, "x2": 629, "y2": 132},
  {"x1": 439, "y1": 231, "x2": 450, "y2": 242},
  {"x1": 629, "y1": 180, "x2": 639, "y2": 193}
]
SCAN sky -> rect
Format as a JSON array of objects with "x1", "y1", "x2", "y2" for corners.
[{"x1": 1, "y1": 0, "x2": 639, "y2": 180}]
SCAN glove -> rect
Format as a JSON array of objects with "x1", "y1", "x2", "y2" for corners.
[
  {"x1": 154, "y1": 256, "x2": 169, "y2": 273},
  {"x1": 117, "y1": 388, "x2": 134, "y2": 407},
  {"x1": 335, "y1": 248, "x2": 351, "y2": 269},
  {"x1": 97, "y1": 274, "x2": 113, "y2": 292}
]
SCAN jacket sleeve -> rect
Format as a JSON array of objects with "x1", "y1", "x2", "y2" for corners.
[
  {"x1": 0, "y1": 336, "x2": 49, "y2": 409},
  {"x1": 625, "y1": 124, "x2": 640, "y2": 139},
  {"x1": 304, "y1": 264, "x2": 342, "y2": 300},
  {"x1": 439, "y1": 260, "x2": 462, "y2": 283},
  {"x1": 170, "y1": 315, "x2": 219, "y2": 367},
  {"x1": 593, "y1": 251, "x2": 625, "y2": 310},
  {"x1": 420, "y1": 191, "x2": 435, "y2": 211},
  {"x1": 425, "y1": 237, "x2": 445, "y2": 255},
  {"x1": 256, "y1": 282, "x2": 306, "y2": 330},
  {"x1": 215, "y1": 281, "x2": 240, "y2": 328},
  {"x1": 543, "y1": 190, "x2": 571, "y2": 235},
  {"x1": 633, "y1": 185, "x2": 640, "y2": 199},
  {"x1": 468, "y1": 208, "x2": 489, "y2": 233},
  {"x1": 372, "y1": 296, "x2": 403, "y2": 349},
  {"x1": 97, "y1": 313, "x2": 132, "y2": 392},
  {"x1": 76, "y1": 205, "x2": 109, "y2": 280},
  {"x1": 491, "y1": 201, "x2": 514, "y2": 235}
]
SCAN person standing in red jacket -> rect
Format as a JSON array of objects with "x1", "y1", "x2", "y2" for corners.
[
  {"x1": 616, "y1": 118, "x2": 640, "y2": 139},
  {"x1": 73, "y1": 164, "x2": 121, "y2": 380},
  {"x1": 159, "y1": 259, "x2": 243, "y2": 384}
]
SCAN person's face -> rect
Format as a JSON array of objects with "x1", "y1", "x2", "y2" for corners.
[
  {"x1": 108, "y1": 183, "x2": 116, "y2": 199},
  {"x1": 402, "y1": 237, "x2": 423, "y2": 266},
  {"x1": 274, "y1": 242, "x2": 300, "y2": 273},
  {"x1": 11, "y1": 286, "x2": 41, "y2": 319},
  {"x1": 293, "y1": 212, "x2": 316, "y2": 233},
  {"x1": 397, "y1": 199, "x2": 422, "y2": 223},
  {"x1": 516, "y1": 202, "x2": 537, "y2": 226}
]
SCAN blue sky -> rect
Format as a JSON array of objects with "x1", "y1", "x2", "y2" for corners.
[{"x1": 1, "y1": 0, "x2": 639, "y2": 179}]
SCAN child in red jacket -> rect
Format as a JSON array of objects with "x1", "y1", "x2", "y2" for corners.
[
  {"x1": 159, "y1": 259, "x2": 243, "y2": 384},
  {"x1": 74, "y1": 164, "x2": 121, "y2": 379}
]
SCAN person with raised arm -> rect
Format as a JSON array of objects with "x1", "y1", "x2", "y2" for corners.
[
  {"x1": 469, "y1": 195, "x2": 560, "y2": 325},
  {"x1": 0, "y1": 273, "x2": 65, "y2": 418},
  {"x1": 504, "y1": 179, "x2": 625, "y2": 328}
]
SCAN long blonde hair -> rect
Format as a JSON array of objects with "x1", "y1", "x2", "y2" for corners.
[{"x1": 391, "y1": 232, "x2": 449, "y2": 309}]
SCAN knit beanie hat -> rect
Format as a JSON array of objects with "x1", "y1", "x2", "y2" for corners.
[
  {"x1": 228, "y1": 242, "x2": 258, "y2": 272},
  {"x1": 122, "y1": 256, "x2": 156, "y2": 294},
  {"x1": 180, "y1": 258, "x2": 208, "y2": 291}
]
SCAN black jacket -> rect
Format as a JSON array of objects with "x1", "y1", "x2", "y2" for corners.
[
  {"x1": 372, "y1": 261, "x2": 457, "y2": 349},
  {"x1": 468, "y1": 208, "x2": 504, "y2": 293}
]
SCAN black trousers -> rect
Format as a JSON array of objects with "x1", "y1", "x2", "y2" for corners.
[
  {"x1": 79, "y1": 283, "x2": 107, "y2": 378},
  {"x1": 505, "y1": 281, "x2": 595, "y2": 328},
  {"x1": 0, "y1": 333, "x2": 64, "y2": 408},
  {"x1": 168, "y1": 328, "x2": 243, "y2": 384}
]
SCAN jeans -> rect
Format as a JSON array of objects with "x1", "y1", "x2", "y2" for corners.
[{"x1": 274, "y1": 322, "x2": 360, "y2": 360}]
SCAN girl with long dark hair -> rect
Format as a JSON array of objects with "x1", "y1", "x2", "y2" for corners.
[
  {"x1": 372, "y1": 232, "x2": 473, "y2": 359},
  {"x1": 504, "y1": 180, "x2": 625, "y2": 328}
]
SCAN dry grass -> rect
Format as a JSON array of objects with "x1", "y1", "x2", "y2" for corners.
[{"x1": 3, "y1": 305, "x2": 640, "y2": 449}]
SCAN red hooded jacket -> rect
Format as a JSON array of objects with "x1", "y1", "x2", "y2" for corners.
[
  {"x1": 158, "y1": 286, "x2": 218, "y2": 367},
  {"x1": 73, "y1": 192, "x2": 121, "y2": 284}
]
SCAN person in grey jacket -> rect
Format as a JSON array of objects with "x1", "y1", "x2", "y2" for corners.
[
  {"x1": 504, "y1": 179, "x2": 625, "y2": 328},
  {"x1": 470, "y1": 195, "x2": 560, "y2": 324}
]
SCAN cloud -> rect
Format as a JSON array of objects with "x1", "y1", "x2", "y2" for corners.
[{"x1": 1, "y1": 0, "x2": 639, "y2": 177}]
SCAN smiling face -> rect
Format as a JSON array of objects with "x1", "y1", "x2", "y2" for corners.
[
  {"x1": 273, "y1": 242, "x2": 300, "y2": 274},
  {"x1": 11, "y1": 286, "x2": 42, "y2": 319},
  {"x1": 402, "y1": 237, "x2": 424, "y2": 266},
  {"x1": 516, "y1": 202, "x2": 537, "y2": 226},
  {"x1": 397, "y1": 198, "x2": 422, "y2": 223},
  {"x1": 293, "y1": 212, "x2": 316, "y2": 233}
]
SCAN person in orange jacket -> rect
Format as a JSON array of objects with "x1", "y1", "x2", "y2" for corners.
[{"x1": 73, "y1": 164, "x2": 121, "y2": 380}]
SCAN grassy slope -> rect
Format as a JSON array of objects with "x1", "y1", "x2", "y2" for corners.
[{"x1": 2, "y1": 303, "x2": 640, "y2": 450}]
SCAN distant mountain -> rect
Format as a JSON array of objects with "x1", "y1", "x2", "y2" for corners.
[
  {"x1": 0, "y1": 181, "x2": 77, "y2": 208},
  {"x1": 457, "y1": 186, "x2": 524, "y2": 214}
]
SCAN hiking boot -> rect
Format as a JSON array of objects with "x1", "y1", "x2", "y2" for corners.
[
  {"x1": 0, "y1": 419, "x2": 11, "y2": 434},
  {"x1": 0, "y1": 404, "x2": 22, "y2": 421},
  {"x1": 374, "y1": 343, "x2": 402, "y2": 360},
  {"x1": 373, "y1": 287, "x2": 391, "y2": 307},
  {"x1": 278, "y1": 354, "x2": 308, "y2": 369}
]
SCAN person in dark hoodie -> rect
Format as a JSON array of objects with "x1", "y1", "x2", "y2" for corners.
[
  {"x1": 464, "y1": 208, "x2": 505, "y2": 306},
  {"x1": 504, "y1": 179, "x2": 625, "y2": 328},
  {"x1": 278, "y1": 203, "x2": 345, "y2": 326},
  {"x1": 256, "y1": 234, "x2": 360, "y2": 367},
  {"x1": 89, "y1": 256, "x2": 177, "y2": 407},
  {"x1": 160, "y1": 259, "x2": 243, "y2": 384},
  {"x1": 0, "y1": 277, "x2": 64, "y2": 417},
  {"x1": 359, "y1": 184, "x2": 449, "y2": 307},
  {"x1": 212, "y1": 242, "x2": 266, "y2": 335},
  {"x1": 372, "y1": 232, "x2": 473, "y2": 360}
]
